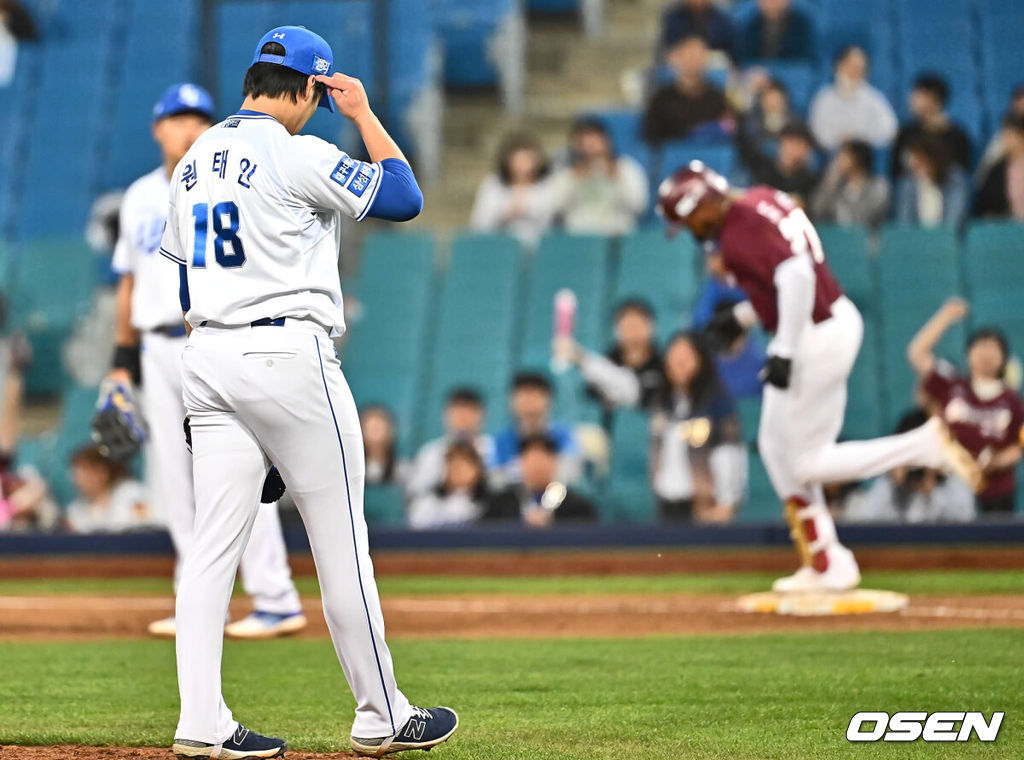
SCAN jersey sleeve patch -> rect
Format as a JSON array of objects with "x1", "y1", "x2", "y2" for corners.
[{"x1": 330, "y1": 157, "x2": 377, "y2": 198}]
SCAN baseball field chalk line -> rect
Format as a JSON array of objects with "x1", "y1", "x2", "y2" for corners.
[{"x1": 1, "y1": 596, "x2": 1023, "y2": 622}]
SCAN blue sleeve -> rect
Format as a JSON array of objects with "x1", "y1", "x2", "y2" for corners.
[
  {"x1": 365, "y1": 158, "x2": 423, "y2": 222},
  {"x1": 178, "y1": 263, "x2": 190, "y2": 312}
]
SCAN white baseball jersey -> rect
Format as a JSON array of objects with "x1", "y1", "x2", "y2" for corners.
[
  {"x1": 159, "y1": 111, "x2": 383, "y2": 336},
  {"x1": 112, "y1": 167, "x2": 185, "y2": 330}
]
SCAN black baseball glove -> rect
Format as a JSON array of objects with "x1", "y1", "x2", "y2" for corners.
[{"x1": 704, "y1": 300, "x2": 748, "y2": 350}]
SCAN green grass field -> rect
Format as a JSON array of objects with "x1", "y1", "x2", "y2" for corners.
[
  {"x1": 1, "y1": 568, "x2": 1021, "y2": 597},
  {"x1": 0, "y1": 630, "x2": 1020, "y2": 758}
]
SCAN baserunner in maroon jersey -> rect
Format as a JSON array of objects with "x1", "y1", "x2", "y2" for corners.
[{"x1": 657, "y1": 161, "x2": 984, "y2": 593}]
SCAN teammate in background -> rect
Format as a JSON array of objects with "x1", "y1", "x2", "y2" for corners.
[
  {"x1": 162, "y1": 27, "x2": 456, "y2": 759},
  {"x1": 109, "y1": 83, "x2": 306, "y2": 641},
  {"x1": 657, "y1": 162, "x2": 984, "y2": 592},
  {"x1": 908, "y1": 298, "x2": 1024, "y2": 515}
]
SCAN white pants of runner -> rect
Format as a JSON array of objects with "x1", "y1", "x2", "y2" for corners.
[
  {"x1": 141, "y1": 331, "x2": 300, "y2": 614},
  {"x1": 757, "y1": 297, "x2": 942, "y2": 553},
  {"x1": 174, "y1": 320, "x2": 411, "y2": 744}
]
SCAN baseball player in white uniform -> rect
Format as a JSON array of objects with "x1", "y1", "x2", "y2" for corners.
[
  {"x1": 109, "y1": 83, "x2": 305, "y2": 640},
  {"x1": 161, "y1": 27, "x2": 457, "y2": 759}
]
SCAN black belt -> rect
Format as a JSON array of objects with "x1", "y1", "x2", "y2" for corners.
[
  {"x1": 150, "y1": 324, "x2": 188, "y2": 338},
  {"x1": 197, "y1": 317, "x2": 287, "y2": 328}
]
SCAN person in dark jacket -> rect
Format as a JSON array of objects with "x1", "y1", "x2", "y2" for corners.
[
  {"x1": 892, "y1": 73, "x2": 972, "y2": 178},
  {"x1": 659, "y1": 0, "x2": 735, "y2": 59},
  {"x1": 736, "y1": 0, "x2": 815, "y2": 63},
  {"x1": 484, "y1": 434, "x2": 597, "y2": 526},
  {"x1": 737, "y1": 122, "x2": 820, "y2": 205},
  {"x1": 975, "y1": 113, "x2": 1024, "y2": 220},
  {"x1": 644, "y1": 35, "x2": 730, "y2": 145}
]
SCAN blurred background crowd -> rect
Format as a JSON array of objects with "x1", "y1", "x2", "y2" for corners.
[{"x1": 1, "y1": 0, "x2": 1023, "y2": 535}]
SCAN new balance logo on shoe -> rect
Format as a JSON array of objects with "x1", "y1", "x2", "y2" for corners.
[{"x1": 402, "y1": 719, "x2": 426, "y2": 740}]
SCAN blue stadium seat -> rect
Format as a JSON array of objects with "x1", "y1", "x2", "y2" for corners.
[
  {"x1": 420, "y1": 232, "x2": 523, "y2": 441},
  {"x1": 746, "y1": 61, "x2": 817, "y2": 116},
  {"x1": 432, "y1": 0, "x2": 517, "y2": 88},
  {"x1": 528, "y1": 0, "x2": 578, "y2": 11},
  {"x1": 657, "y1": 141, "x2": 736, "y2": 182},
  {"x1": 583, "y1": 108, "x2": 651, "y2": 169},
  {"x1": 342, "y1": 232, "x2": 435, "y2": 453},
  {"x1": 877, "y1": 225, "x2": 964, "y2": 425},
  {"x1": 615, "y1": 230, "x2": 699, "y2": 341}
]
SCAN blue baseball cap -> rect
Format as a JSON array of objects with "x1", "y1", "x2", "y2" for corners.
[
  {"x1": 153, "y1": 83, "x2": 215, "y2": 122},
  {"x1": 251, "y1": 25, "x2": 335, "y2": 112}
]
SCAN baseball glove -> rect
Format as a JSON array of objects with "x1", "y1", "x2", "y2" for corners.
[
  {"x1": 91, "y1": 378, "x2": 147, "y2": 461},
  {"x1": 261, "y1": 466, "x2": 287, "y2": 504}
]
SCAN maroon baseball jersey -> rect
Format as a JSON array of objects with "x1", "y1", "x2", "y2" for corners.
[
  {"x1": 718, "y1": 187, "x2": 842, "y2": 332},
  {"x1": 924, "y1": 360, "x2": 1024, "y2": 499}
]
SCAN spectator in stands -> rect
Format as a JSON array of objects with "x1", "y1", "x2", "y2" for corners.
[
  {"x1": 737, "y1": 122, "x2": 820, "y2": 205},
  {"x1": 65, "y1": 445, "x2": 149, "y2": 534},
  {"x1": 553, "y1": 299, "x2": 665, "y2": 427},
  {"x1": 548, "y1": 118, "x2": 649, "y2": 236},
  {"x1": 484, "y1": 434, "x2": 596, "y2": 526},
  {"x1": 975, "y1": 113, "x2": 1024, "y2": 220},
  {"x1": 892, "y1": 73, "x2": 972, "y2": 179},
  {"x1": 470, "y1": 132, "x2": 554, "y2": 249},
  {"x1": 360, "y1": 404, "x2": 405, "y2": 486},
  {"x1": 693, "y1": 279, "x2": 765, "y2": 400},
  {"x1": 811, "y1": 139, "x2": 891, "y2": 229},
  {"x1": 659, "y1": 0, "x2": 735, "y2": 60},
  {"x1": 406, "y1": 387, "x2": 494, "y2": 501},
  {"x1": 649, "y1": 331, "x2": 746, "y2": 523},
  {"x1": 736, "y1": 0, "x2": 815, "y2": 63},
  {"x1": 643, "y1": 35, "x2": 731, "y2": 146},
  {"x1": 738, "y1": 77, "x2": 796, "y2": 157},
  {"x1": 894, "y1": 133, "x2": 969, "y2": 228},
  {"x1": 0, "y1": 0, "x2": 37, "y2": 88},
  {"x1": 976, "y1": 85, "x2": 1024, "y2": 182},
  {"x1": 842, "y1": 409, "x2": 976, "y2": 523},
  {"x1": 492, "y1": 372, "x2": 581, "y2": 486},
  {"x1": 808, "y1": 45, "x2": 898, "y2": 151},
  {"x1": 407, "y1": 442, "x2": 488, "y2": 530},
  {"x1": 908, "y1": 297, "x2": 1024, "y2": 516}
]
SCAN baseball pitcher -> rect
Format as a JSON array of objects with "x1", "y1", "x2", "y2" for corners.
[{"x1": 161, "y1": 27, "x2": 456, "y2": 759}]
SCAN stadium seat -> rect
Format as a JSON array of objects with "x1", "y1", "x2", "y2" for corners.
[
  {"x1": 432, "y1": 0, "x2": 519, "y2": 89},
  {"x1": 420, "y1": 232, "x2": 523, "y2": 441},
  {"x1": 817, "y1": 225, "x2": 874, "y2": 313},
  {"x1": 364, "y1": 484, "x2": 407, "y2": 526},
  {"x1": 615, "y1": 230, "x2": 699, "y2": 342},
  {"x1": 877, "y1": 225, "x2": 964, "y2": 425},
  {"x1": 962, "y1": 222, "x2": 1024, "y2": 341},
  {"x1": 743, "y1": 61, "x2": 817, "y2": 116},
  {"x1": 737, "y1": 395, "x2": 762, "y2": 445},
  {"x1": 739, "y1": 451, "x2": 778, "y2": 523},
  {"x1": 604, "y1": 408, "x2": 656, "y2": 523},
  {"x1": 657, "y1": 142, "x2": 737, "y2": 185},
  {"x1": 342, "y1": 232, "x2": 435, "y2": 453},
  {"x1": 583, "y1": 108, "x2": 651, "y2": 169},
  {"x1": 842, "y1": 319, "x2": 884, "y2": 440}
]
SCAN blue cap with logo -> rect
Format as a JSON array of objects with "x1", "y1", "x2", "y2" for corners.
[
  {"x1": 153, "y1": 82, "x2": 216, "y2": 122},
  {"x1": 251, "y1": 25, "x2": 336, "y2": 113}
]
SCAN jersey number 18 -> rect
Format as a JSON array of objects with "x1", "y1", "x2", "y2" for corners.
[{"x1": 191, "y1": 201, "x2": 246, "y2": 269}]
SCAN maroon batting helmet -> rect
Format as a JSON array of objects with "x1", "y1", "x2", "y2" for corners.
[{"x1": 656, "y1": 161, "x2": 730, "y2": 230}]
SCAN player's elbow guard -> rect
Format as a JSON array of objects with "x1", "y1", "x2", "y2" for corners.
[{"x1": 367, "y1": 158, "x2": 423, "y2": 222}]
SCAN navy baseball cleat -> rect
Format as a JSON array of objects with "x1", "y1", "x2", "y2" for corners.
[
  {"x1": 350, "y1": 706, "x2": 459, "y2": 757},
  {"x1": 173, "y1": 724, "x2": 287, "y2": 759}
]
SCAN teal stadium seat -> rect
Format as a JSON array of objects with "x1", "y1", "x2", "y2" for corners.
[
  {"x1": 740, "y1": 451, "x2": 778, "y2": 523},
  {"x1": 737, "y1": 395, "x2": 762, "y2": 445},
  {"x1": 11, "y1": 239, "x2": 100, "y2": 395},
  {"x1": 616, "y1": 231, "x2": 699, "y2": 342},
  {"x1": 963, "y1": 222, "x2": 1024, "y2": 342},
  {"x1": 818, "y1": 225, "x2": 874, "y2": 314},
  {"x1": 604, "y1": 408, "x2": 655, "y2": 523},
  {"x1": 877, "y1": 226, "x2": 964, "y2": 426},
  {"x1": 364, "y1": 484, "x2": 407, "y2": 526},
  {"x1": 420, "y1": 233, "x2": 522, "y2": 441},
  {"x1": 50, "y1": 384, "x2": 102, "y2": 506},
  {"x1": 842, "y1": 319, "x2": 884, "y2": 439},
  {"x1": 342, "y1": 233, "x2": 435, "y2": 454}
]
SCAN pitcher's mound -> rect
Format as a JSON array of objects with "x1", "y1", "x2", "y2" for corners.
[{"x1": 736, "y1": 589, "x2": 909, "y2": 616}]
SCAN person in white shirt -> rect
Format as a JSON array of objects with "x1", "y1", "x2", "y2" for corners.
[
  {"x1": 470, "y1": 131, "x2": 554, "y2": 248},
  {"x1": 808, "y1": 45, "x2": 898, "y2": 151},
  {"x1": 406, "y1": 387, "x2": 494, "y2": 500},
  {"x1": 407, "y1": 441, "x2": 488, "y2": 529},
  {"x1": 65, "y1": 445, "x2": 151, "y2": 534},
  {"x1": 548, "y1": 118, "x2": 649, "y2": 236}
]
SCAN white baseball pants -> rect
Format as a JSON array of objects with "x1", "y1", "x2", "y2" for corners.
[
  {"x1": 141, "y1": 332, "x2": 300, "y2": 615},
  {"x1": 757, "y1": 297, "x2": 943, "y2": 546},
  {"x1": 175, "y1": 320, "x2": 412, "y2": 743}
]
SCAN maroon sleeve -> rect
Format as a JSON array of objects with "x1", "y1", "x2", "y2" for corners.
[
  {"x1": 922, "y1": 360, "x2": 957, "y2": 405},
  {"x1": 1008, "y1": 395, "x2": 1024, "y2": 448}
]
